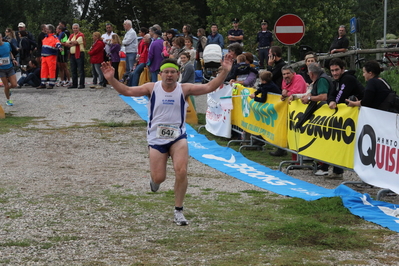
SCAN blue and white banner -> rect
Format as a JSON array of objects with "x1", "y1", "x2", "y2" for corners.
[{"x1": 120, "y1": 95, "x2": 399, "y2": 232}]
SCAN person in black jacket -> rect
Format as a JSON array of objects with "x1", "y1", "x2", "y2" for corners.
[
  {"x1": 266, "y1": 46, "x2": 286, "y2": 90},
  {"x1": 346, "y1": 60, "x2": 392, "y2": 110},
  {"x1": 17, "y1": 59, "x2": 41, "y2": 87},
  {"x1": 328, "y1": 58, "x2": 364, "y2": 109}
]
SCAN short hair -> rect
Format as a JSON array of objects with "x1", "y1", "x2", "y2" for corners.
[
  {"x1": 180, "y1": 51, "x2": 191, "y2": 60},
  {"x1": 307, "y1": 62, "x2": 323, "y2": 75},
  {"x1": 270, "y1": 46, "x2": 282, "y2": 58},
  {"x1": 106, "y1": 23, "x2": 113, "y2": 27},
  {"x1": 281, "y1": 65, "x2": 295, "y2": 74},
  {"x1": 93, "y1": 31, "x2": 102, "y2": 40},
  {"x1": 304, "y1": 53, "x2": 317, "y2": 62},
  {"x1": 259, "y1": 71, "x2": 273, "y2": 83},
  {"x1": 30, "y1": 59, "x2": 39, "y2": 67},
  {"x1": 47, "y1": 24, "x2": 55, "y2": 33},
  {"x1": 160, "y1": 58, "x2": 180, "y2": 71},
  {"x1": 166, "y1": 29, "x2": 176, "y2": 37},
  {"x1": 174, "y1": 36, "x2": 185, "y2": 48},
  {"x1": 227, "y1": 43, "x2": 243, "y2": 56},
  {"x1": 124, "y1": 20, "x2": 132, "y2": 27},
  {"x1": 184, "y1": 37, "x2": 193, "y2": 44},
  {"x1": 236, "y1": 54, "x2": 246, "y2": 63},
  {"x1": 140, "y1": 27, "x2": 149, "y2": 34},
  {"x1": 211, "y1": 23, "x2": 218, "y2": 28},
  {"x1": 59, "y1": 21, "x2": 67, "y2": 27},
  {"x1": 72, "y1": 23, "x2": 80, "y2": 29},
  {"x1": 152, "y1": 24, "x2": 162, "y2": 31},
  {"x1": 244, "y1": 52, "x2": 254, "y2": 64},
  {"x1": 329, "y1": 58, "x2": 346, "y2": 69},
  {"x1": 364, "y1": 60, "x2": 382, "y2": 76}
]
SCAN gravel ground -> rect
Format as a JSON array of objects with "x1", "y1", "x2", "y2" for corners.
[{"x1": 0, "y1": 82, "x2": 398, "y2": 265}]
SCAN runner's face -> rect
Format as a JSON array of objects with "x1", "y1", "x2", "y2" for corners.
[
  {"x1": 330, "y1": 65, "x2": 344, "y2": 80},
  {"x1": 161, "y1": 68, "x2": 179, "y2": 84}
]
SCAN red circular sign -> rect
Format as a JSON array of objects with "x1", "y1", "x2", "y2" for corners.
[{"x1": 274, "y1": 14, "x2": 305, "y2": 45}]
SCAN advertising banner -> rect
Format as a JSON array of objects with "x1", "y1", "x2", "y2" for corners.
[
  {"x1": 288, "y1": 101, "x2": 358, "y2": 169},
  {"x1": 231, "y1": 84, "x2": 288, "y2": 148},
  {"x1": 354, "y1": 107, "x2": 399, "y2": 194}
]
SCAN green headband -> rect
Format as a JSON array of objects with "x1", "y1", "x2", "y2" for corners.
[{"x1": 160, "y1": 63, "x2": 179, "y2": 72}]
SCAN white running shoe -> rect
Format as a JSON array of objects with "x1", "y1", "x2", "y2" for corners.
[
  {"x1": 174, "y1": 210, "x2": 188, "y2": 226},
  {"x1": 315, "y1": 169, "x2": 329, "y2": 176}
]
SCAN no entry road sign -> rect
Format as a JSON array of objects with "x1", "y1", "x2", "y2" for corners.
[{"x1": 274, "y1": 14, "x2": 305, "y2": 45}]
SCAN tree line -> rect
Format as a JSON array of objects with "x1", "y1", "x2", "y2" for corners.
[{"x1": 1, "y1": 0, "x2": 398, "y2": 62}]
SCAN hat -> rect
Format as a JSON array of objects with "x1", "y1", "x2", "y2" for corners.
[
  {"x1": 232, "y1": 18, "x2": 239, "y2": 23},
  {"x1": 260, "y1": 20, "x2": 268, "y2": 25},
  {"x1": 18, "y1": 22, "x2": 26, "y2": 28},
  {"x1": 154, "y1": 30, "x2": 162, "y2": 37}
]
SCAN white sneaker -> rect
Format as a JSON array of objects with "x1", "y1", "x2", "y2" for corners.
[
  {"x1": 174, "y1": 210, "x2": 188, "y2": 226},
  {"x1": 63, "y1": 81, "x2": 72, "y2": 87},
  {"x1": 315, "y1": 169, "x2": 329, "y2": 176}
]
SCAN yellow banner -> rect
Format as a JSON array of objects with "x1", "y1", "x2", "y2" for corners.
[
  {"x1": 288, "y1": 100, "x2": 358, "y2": 169},
  {"x1": 231, "y1": 84, "x2": 288, "y2": 148}
]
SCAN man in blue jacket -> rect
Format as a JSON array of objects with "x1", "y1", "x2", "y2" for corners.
[{"x1": 207, "y1": 24, "x2": 224, "y2": 48}]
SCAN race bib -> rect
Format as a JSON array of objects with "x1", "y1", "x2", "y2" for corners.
[
  {"x1": 156, "y1": 124, "x2": 179, "y2": 139},
  {"x1": 0, "y1": 57, "x2": 10, "y2": 65}
]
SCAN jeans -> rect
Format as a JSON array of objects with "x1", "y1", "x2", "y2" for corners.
[
  {"x1": 92, "y1": 64, "x2": 98, "y2": 84},
  {"x1": 92, "y1": 63, "x2": 105, "y2": 85},
  {"x1": 258, "y1": 48, "x2": 269, "y2": 69},
  {"x1": 125, "y1": 52, "x2": 137, "y2": 74},
  {"x1": 150, "y1": 70, "x2": 159, "y2": 82},
  {"x1": 70, "y1": 52, "x2": 85, "y2": 87},
  {"x1": 128, "y1": 63, "x2": 145, "y2": 86},
  {"x1": 18, "y1": 73, "x2": 41, "y2": 87}
]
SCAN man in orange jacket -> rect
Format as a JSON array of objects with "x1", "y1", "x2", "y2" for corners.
[{"x1": 37, "y1": 24, "x2": 61, "y2": 89}]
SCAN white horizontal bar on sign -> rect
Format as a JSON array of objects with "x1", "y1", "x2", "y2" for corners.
[{"x1": 275, "y1": 26, "x2": 303, "y2": 33}]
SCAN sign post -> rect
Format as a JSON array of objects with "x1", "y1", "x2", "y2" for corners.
[
  {"x1": 350, "y1": 17, "x2": 358, "y2": 49},
  {"x1": 274, "y1": 14, "x2": 305, "y2": 63}
]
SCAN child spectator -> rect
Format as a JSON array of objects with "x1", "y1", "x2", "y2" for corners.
[
  {"x1": 249, "y1": 70, "x2": 281, "y2": 102},
  {"x1": 229, "y1": 54, "x2": 258, "y2": 87}
]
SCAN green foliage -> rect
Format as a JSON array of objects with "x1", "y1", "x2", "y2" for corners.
[
  {"x1": 0, "y1": 116, "x2": 36, "y2": 134},
  {"x1": 206, "y1": 0, "x2": 357, "y2": 60},
  {"x1": 354, "y1": 0, "x2": 399, "y2": 49}
]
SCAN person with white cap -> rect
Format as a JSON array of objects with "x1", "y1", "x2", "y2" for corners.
[{"x1": 16, "y1": 22, "x2": 35, "y2": 50}]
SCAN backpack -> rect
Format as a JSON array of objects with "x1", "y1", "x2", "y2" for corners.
[{"x1": 377, "y1": 78, "x2": 399, "y2": 113}]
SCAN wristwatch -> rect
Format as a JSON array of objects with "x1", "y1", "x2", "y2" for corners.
[{"x1": 308, "y1": 96, "x2": 311, "y2": 101}]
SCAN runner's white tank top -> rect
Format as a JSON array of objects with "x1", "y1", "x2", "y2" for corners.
[{"x1": 147, "y1": 81, "x2": 188, "y2": 145}]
